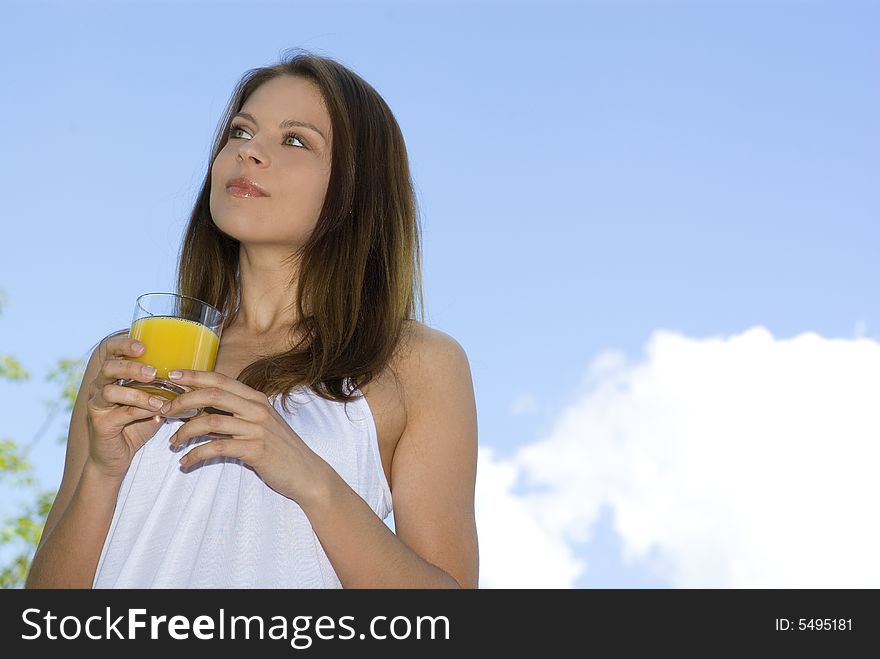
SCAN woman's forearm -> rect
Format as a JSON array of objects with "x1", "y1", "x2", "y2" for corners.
[
  {"x1": 25, "y1": 459, "x2": 123, "y2": 589},
  {"x1": 300, "y1": 463, "x2": 462, "y2": 589}
]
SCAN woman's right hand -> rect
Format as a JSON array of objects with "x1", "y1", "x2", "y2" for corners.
[{"x1": 85, "y1": 335, "x2": 169, "y2": 480}]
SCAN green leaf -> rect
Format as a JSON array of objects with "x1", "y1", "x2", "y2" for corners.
[
  {"x1": 0, "y1": 288, "x2": 66, "y2": 587},
  {"x1": 46, "y1": 357, "x2": 86, "y2": 412},
  {"x1": 0, "y1": 355, "x2": 29, "y2": 382},
  {"x1": 0, "y1": 487, "x2": 55, "y2": 588},
  {"x1": 0, "y1": 554, "x2": 31, "y2": 589},
  {"x1": 0, "y1": 439, "x2": 32, "y2": 480}
]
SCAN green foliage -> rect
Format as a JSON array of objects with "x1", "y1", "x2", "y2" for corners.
[
  {"x1": 0, "y1": 490, "x2": 54, "y2": 589},
  {"x1": 46, "y1": 357, "x2": 85, "y2": 413},
  {"x1": 0, "y1": 291, "x2": 31, "y2": 383},
  {"x1": 0, "y1": 440, "x2": 35, "y2": 487},
  {"x1": 0, "y1": 356, "x2": 29, "y2": 382},
  {"x1": 0, "y1": 287, "x2": 83, "y2": 588}
]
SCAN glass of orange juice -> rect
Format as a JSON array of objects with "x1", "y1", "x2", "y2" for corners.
[{"x1": 117, "y1": 292, "x2": 224, "y2": 419}]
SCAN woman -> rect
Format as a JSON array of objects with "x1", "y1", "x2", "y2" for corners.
[{"x1": 25, "y1": 50, "x2": 479, "y2": 588}]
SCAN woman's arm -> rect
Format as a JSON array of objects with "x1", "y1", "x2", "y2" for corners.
[
  {"x1": 25, "y1": 340, "x2": 125, "y2": 589},
  {"x1": 300, "y1": 328, "x2": 479, "y2": 588},
  {"x1": 25, "y1": 459, "x2": 123, "y2": 588}
]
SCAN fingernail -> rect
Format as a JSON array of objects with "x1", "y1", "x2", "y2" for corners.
[
  {"x1": 160, "y1": 402, "x2": 171, "y2": 414},
  {"x1": 169, "y1": 370, "x2": 182, "y2": 379},
  {"x1": 133, "y1": 342, "x2": 144, "y2": 353},
  {"x1": 142, "y1": 365, "x2": 157, "y2": 377},
  {"x1": 149, "y1": 396, "x2": 165, "y2": 409}
]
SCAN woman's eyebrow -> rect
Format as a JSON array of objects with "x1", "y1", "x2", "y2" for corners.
[{"x1": 234, "y1": 111, "x2": 327, "y2": 142}]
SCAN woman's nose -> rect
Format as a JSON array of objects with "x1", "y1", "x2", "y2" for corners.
[{"x1": 237, "y1": 142, "x2": 266, "y2": 165}]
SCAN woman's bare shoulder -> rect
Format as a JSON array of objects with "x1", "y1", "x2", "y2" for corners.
[
  {"x1": 401, "y1": 319, "x2": 467, "y2": 355},
  {"x1": 395, "y1": 320, "x2": 471, "y2": 398},
  {"x1": 396, "y1": 320, "x2": 446, "y2": 369}
]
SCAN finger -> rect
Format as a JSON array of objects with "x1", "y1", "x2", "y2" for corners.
[
  {"x1": 169, "y1": 413, "x2": 252, "y2": 446},
  {"x1": 105, "y1": 334, "x2": 147, "y2": 360},
  {"x1": 91, "y1": 380, "x2": 169, "y2": 414},
  {"x1": 104, "y1": 402, "x2": 167, "y2": 429},
  {"x1": 161, "y1": 386, "x2": 268, "y2": 421},
  {"x1": 94, "y1": 336, "x2": 151, "y2": 389},
  {"x1": 179, "y1": 438, "x2": 254, "y2": 468},
  {"x1": 98, "y1": 357, "x2": 160, "y2": 389},
  {"x1": 165, "y1": 369, "x2": 271, "y2": 406},
  {"x1": 89, "y1": 392, "x2": 166, "y2": 429}
]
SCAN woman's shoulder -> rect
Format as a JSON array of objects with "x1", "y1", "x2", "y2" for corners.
[
  {"x1": 397, "y1": 320, "x2": 467, "y2": 366},
  {"x1": 394, "y1": 320, "x2": 472, "y2": 402}
]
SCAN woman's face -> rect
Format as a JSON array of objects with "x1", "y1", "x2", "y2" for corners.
[{"x1": 210, "y1": 75, "x2": 333, "y2": 247}]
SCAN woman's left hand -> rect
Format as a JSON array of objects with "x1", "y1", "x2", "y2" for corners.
[{"x1": 159, "y1": 369, "x2": 330, "y2": 505}]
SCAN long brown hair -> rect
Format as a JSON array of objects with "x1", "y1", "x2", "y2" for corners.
[{"x1": 98, "y1": 49, "x2": 425, "y2": 413}]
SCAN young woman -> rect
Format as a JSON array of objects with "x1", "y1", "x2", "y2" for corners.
[{"x1": 25, "y1": 50, "x2": 479, "y2": 589}]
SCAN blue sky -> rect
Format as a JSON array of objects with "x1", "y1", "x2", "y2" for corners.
[{"x1": 1, "y1": 0, "x2": 878, "y2": 587}]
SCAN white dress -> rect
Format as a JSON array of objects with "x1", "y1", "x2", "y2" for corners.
[{"x1": 92, "y1": 381, "x2": 393, "y2": 588}]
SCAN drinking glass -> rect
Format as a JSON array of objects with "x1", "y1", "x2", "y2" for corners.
[{"x1": 116, "y1": 292, "x2": 224, "y2": 420}]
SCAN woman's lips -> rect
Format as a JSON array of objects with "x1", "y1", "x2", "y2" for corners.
[
  {"x1": 226, "y1": 186, "x2": 268, "y2": 198},
  {"x1": 225, "y1": 175, "x2": 269, "y2": 197}
]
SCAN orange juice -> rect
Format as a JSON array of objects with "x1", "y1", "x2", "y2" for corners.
[{"x1": 127, "y1": 316, "x2": 220, "y2": 400}]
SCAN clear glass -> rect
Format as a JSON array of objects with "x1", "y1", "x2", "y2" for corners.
[{"x1": 117, "y1": 292, "x2": 224, "y2": 420}]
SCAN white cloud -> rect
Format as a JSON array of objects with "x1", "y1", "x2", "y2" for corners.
[
  {"x1": 476, "y1": 326, "x2": 880, "y2": 587},
  {"x1": 475, "y1": 446, "x2": 584, "y2": 588},
  {"x1": 509, "y1": 392, "x2": 539, "y2": 416}
]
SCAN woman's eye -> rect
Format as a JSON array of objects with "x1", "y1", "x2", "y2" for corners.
[
  {"x1": 227, "y1": 124, "x2": 306, "y2": 149},
  {"x1": 283, "y1": 132, "x2": 306, "y2": 148}
]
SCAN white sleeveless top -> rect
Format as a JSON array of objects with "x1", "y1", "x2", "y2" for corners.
[{"x1": 92, "y1": 381, "x2": 393, "y2": 588}]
